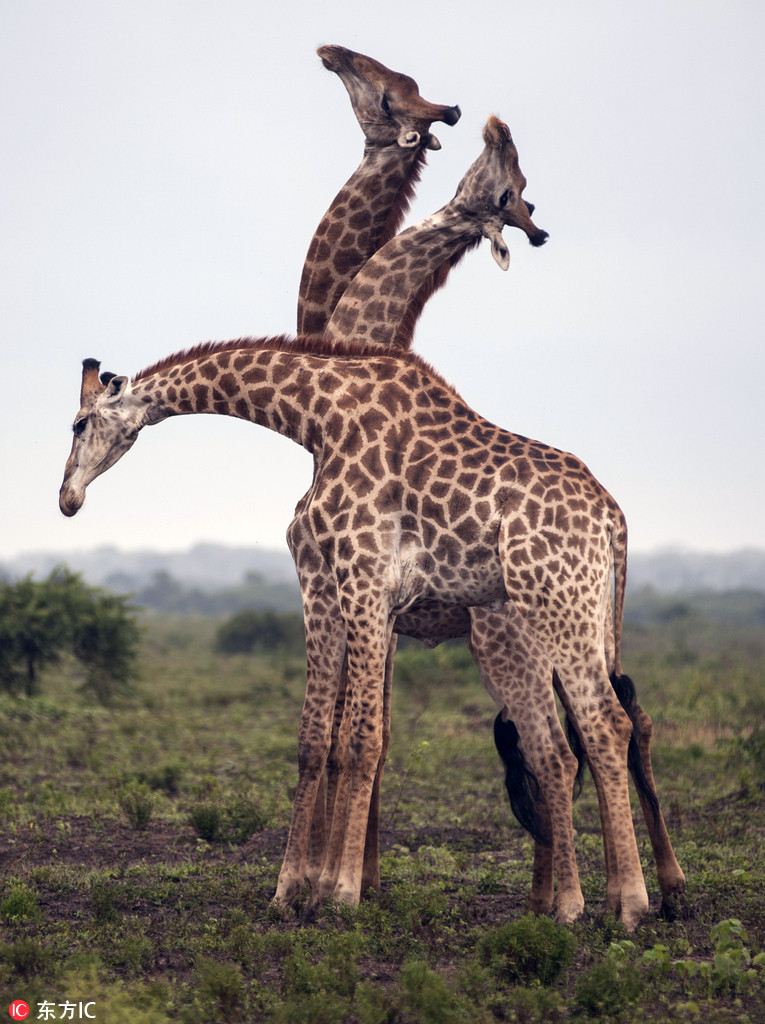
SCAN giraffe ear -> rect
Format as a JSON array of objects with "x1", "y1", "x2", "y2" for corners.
[
  {"x1": 396, "y1": 128, "x2": 421, "y2": 149},
  {"x1": 105, "y1": 375, "x2": 129, "y2": 400},
  {"x1": 487, "y1": 227, "x2": 510, "y2": 270},
  {"x1": 425, "y1": 133, "x2": 442, "y2": 151}
]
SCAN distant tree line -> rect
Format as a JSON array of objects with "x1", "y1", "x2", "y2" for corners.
[
  {"x1": 108, "y1": 570, "x2": 302, "y2": 616},
  {"x1": 0, "y1": 567, "x2": 140, "y2": 701}
]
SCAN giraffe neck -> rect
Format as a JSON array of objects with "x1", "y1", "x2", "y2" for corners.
[
  {"x1": 131, "y1": 340, "x2": 338, "y2": 455},
  {"x1": 297, "y1": 146, "x2": 427, "y2": 337},
  {"x1": 325, "y1": 201, "x2": 481, "y2": 350}
]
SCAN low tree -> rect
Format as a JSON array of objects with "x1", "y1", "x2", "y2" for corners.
[
  {"x1": 215, "y1": 609, "x2": 305, "y2": 655},
  {"x1": 0, "y1": 567, "x2": 140, "y2": 700}
]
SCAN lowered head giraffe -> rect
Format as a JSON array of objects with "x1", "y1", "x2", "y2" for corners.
[
  {"x1": 298, "y1": 44, "x2": 460, "y2": 337},
  {"x1": 60, "y1": 336, "x2": 651, "y2": 930}
]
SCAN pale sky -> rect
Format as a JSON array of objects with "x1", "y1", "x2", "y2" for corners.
[{"x1": 2, "y1": 0, "x2": 763, "y2": 562}]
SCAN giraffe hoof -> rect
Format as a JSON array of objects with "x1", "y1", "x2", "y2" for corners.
[
  {"x1": 619, "y1": 890, "x2": 650, "y2": 932},
  {"x1": 267, "y1": 896, "x2": 296, "y2": 922},
  {"x1": 554, "y1": 894, "x2": 585, "y2": 926}
]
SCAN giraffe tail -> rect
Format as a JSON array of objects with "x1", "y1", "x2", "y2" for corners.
[
  {"x1": 610, "y1": 671, "x2": 661, "y2": 827},
  {"x1": 563, "y1": 713, "x2": 586, "y2": 800},
  {"x1": 493, "y1": 713, "x2": 551, "y2": 847},
  {"x1": 608, "y1": 509, "x2": 661, "y2": 826}
]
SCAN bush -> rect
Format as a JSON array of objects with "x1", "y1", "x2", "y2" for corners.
[
  {"x1": 476, "y1": 915, "x2": 577, "y2": 986},
  {"x1": 215, "y1": 609, "x2": 305, "y2": 655},
  {"x1": 0, "y1": 567, "x2": 140, "y2": 700}
]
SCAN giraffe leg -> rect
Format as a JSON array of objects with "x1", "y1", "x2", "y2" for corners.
[
  {"x1": 469, "y1": 606, "x2": 583, "y2": 925},
  {"x1": 553, "y1": 677, "x2": 623, "y2": 914},
  {"x1": 318, "y1": 597, "x2": 392, "y2": 906},
  {"x1": 317, "y1": 636, "x2": 394, "y2": 906},
  {"x1": 272, "y1": 589, "x2": 347, "y2": 912},
  {"x1": 361, "y1": 634, "x2": 396, "y2": 895},
  {"x1": 305, "y1": 655, "x2": 349, "y2": 893},
  {"x1": 621, "y1": 691, "x2": 686, "y2": 914},
  {"x1": 555, "y1": 664, "x2": 648, "y2": 930}
]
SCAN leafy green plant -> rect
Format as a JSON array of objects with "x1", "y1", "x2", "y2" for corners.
[
  {"x1": 395, "y1": 960, "x2": 468, "y2": 1024},
  {"x1": 118, "y1": 783, "x2": 154, "y2": 829},
  {"x1": 189, "y1": 802, "x2": 222, "y2": 841},
  {"x1": 90, "y1": 875, "x2": 120, "y2": 924},
  {"x1": 0, "y1": 882, "x2": 40, "y2": 922},
  {"x1": 188, "y1": 793, "x2": 269, "y2": 843},
  {"x1": 476, "y1": 914, "x2": 577, "y2": 986},
  {"x1": 573, "y1": 952, "x2": 643, "y2": 1020},
  {"x1": 195, "y1": 957, "x2": 245, "y2": 1021},
  {"x1": 0, "y1": 938, "x2": 51, "y2": 978}
]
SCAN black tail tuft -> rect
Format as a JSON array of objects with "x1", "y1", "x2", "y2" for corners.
[
  {"x1": 493, "y1": 713, "x2": 551, "y2": 847},
  {"x1": 610, "y1": 671, "x2": 660, "y2": 828},
  {"x1": 564, "y1": 715, "x2": 586, "y2": 800}
]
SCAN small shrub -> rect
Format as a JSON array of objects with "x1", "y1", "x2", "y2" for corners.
[
  {"x1": 90, "y1": 876, "x2": 120, "y2": 924},
  {"x1": 0, "y1": 938, "x2": 51, "y2": 978},
  {"x1": 189, "y1": 794, "x2": 269, "y2": 843},
  {"x1": 1, "y1": 883, "x2": 40, "y2": 921},
  {"x1": 224, "y1": 794, "x2": 270, "y2": 843},
  {"x1": 118, "y1": 783, "x2": 154, "y2": 830},
  {"x1": 476, "y1": 914, "x2": 577, "y2": 986},
  {"x1": 573, "y1": 955, "x2": 642, "y2": 1019},
  {"x1": 189, "y1": 802, "x2": 222, "y2": 841},
  {"x1": 395, "y1": 960, "x2": 465, "y2": 1024},
  {"x1": 196, "y1": 958, "x2": 245, "y2": 1021}
]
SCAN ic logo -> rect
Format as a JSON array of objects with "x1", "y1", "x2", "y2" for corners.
[{"x1": 9, "y1": 1002, "x2": 30, "y2": 1021}]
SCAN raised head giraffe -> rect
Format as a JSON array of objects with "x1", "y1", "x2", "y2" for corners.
[
  {"x1": 295, "y1": 45, "x2": 459, "y2": 894},
  {"x1": 60, "y1": 336, "x2": 651, "y2": 929},
  {"x1": 298, "y1": 44, "x2": 460, "y2": 337},
  {"x1": 312, "y1": 114, "x2": 684, "y2": 920},
  {"x1": 298, "y1": 108, "x2": 565, "y2": 909},
  {"x1": 325, "y1": 114, "x2": 547, "y2": 349}
]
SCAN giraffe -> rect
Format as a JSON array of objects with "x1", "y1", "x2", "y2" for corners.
[
  {"x1": 59, "y1": 336, "x2": 651, "y2": 929},
  {"x1": 298, "y1": 44, "x2": 460, "y2": 338},
  {"x1": 298, "y1": 107, "x2": 567, "y2": 910},
  {"x1": 308, "y1": 114, "x2": 684, "y2": 920},
  {"x1": 295, "y1": 43, "x2": 460, "y2": 896}
]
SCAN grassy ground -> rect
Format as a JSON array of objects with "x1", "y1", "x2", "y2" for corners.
[{"x1": 1, "y1": 613, "x2": 764, "y2": 1022}]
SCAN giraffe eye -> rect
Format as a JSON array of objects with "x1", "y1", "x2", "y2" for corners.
[
  {"x1": 74, "y1": 416, "x2": 88, "y2": 436},
  {"x1": 499, "y1": 189, "x2": 513, "y2": 209},
  {"x1": 381, "y1": 94, "x2": 391, "y2": 116}
]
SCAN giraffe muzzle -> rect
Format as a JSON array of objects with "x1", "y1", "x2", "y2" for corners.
[{"x1": 59, "y1": 484, "x2": 84, "y2": 517}]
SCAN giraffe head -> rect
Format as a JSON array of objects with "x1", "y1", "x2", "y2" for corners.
[
  {"x1": 59, "y1": 359, "x2": 143, "y2": 517},
  {"x1": 456, "y1": 115, "x2": 548, "y2": 269},
  {"x1": 317, "y1": 44, "x2": 461, "y2": 151}
]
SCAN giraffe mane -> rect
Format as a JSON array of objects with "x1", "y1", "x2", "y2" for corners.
[
  {"x1": 131, "y1": 333, "x2": 457, "y2": 394},
  {"x1": 395, "y1": 238, "x2": 481, "y2": 350},
  {"x1": 378, "y1": 147, "x2": 428, "y2": 251}
]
